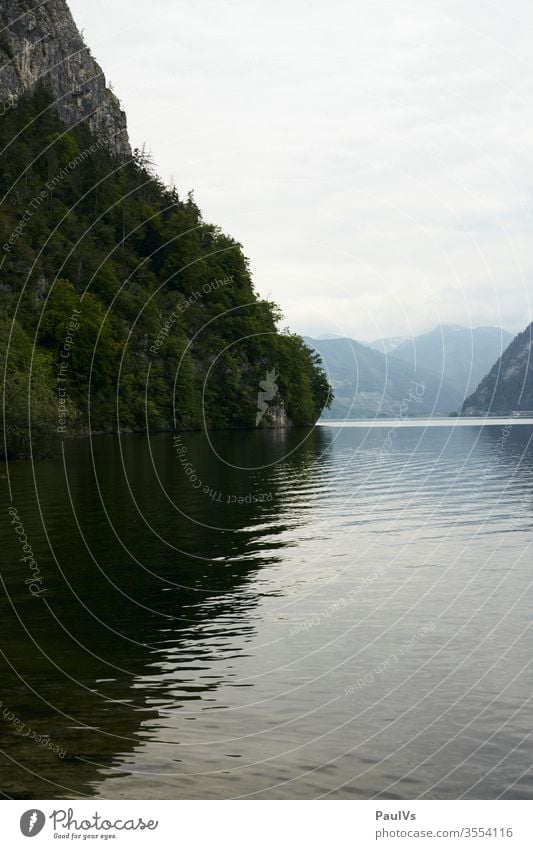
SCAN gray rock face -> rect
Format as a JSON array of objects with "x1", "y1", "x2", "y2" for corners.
[
  {"x1": 259, "y1": 402, "x2": 293, "y2": 429},
  {"x1": 0, "y1": 0, "x2": 130, "y2": 158}
]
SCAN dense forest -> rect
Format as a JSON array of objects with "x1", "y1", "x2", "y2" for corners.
[
  {"x1": 462, "y1": 323, "x2": 533, "y2": 416},
  {"x1": 0, "y1": 88, "x2": 331, "y2": 458}
]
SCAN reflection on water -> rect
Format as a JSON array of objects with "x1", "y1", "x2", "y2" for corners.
[{"x1": 0, "y1": 423, "x2": 532, "y2": 799}]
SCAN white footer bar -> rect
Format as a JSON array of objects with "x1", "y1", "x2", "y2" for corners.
[{"x1": 2, "y1": 800, "x2": 532, "y2": 848}]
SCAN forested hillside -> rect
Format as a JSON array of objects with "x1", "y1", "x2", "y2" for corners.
[
  {"x1": 0, "y1": 89, "x2": 330, "y2": 458},
  {"x1": 462, "y1": 324, "x2": 533, "y2": 416}
]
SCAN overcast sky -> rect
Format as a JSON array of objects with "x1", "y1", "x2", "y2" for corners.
[{"x1": 68, "y1": 0, "x2": 533, "y2": 342}]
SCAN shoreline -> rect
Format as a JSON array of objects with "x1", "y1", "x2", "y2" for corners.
[{"x1": 319, "y1": 416, "x2": 533, "y2": 428}]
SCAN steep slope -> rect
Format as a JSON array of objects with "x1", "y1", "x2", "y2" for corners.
[
  {"x1": 0, "y1": 0, "x2": 130, "y2": 158},
  {"x1": 462, "y1": 324, "x2": 533, "y2": 415},
  {"x1": 0, "y1": 4, "x2": 330, "y2": 458},
  {"x1": 389, "y1": 325, "x2": 513, "y2": 403},
  {"x1": 304, "y1": 336, "x2": 463, "y2": 418}
]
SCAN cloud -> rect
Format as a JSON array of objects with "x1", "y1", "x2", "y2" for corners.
[{"x1": 69, "y1": 0, "x2": 533, "y2": 339}]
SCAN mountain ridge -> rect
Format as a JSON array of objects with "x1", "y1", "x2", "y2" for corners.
[
  {"x1": 381, "y1": 325, "x2": 513, "y2": 400},
  {"x1": 462, "y1": 323, "x2": 533, "y2": 415},
  {"x1": 304, "y1": 335, "x2": 463, "y2": 418},
  {"x1": 306, "y1": 324, "x2": 514, "y2": 419}
]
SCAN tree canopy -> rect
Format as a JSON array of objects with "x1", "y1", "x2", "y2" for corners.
[{"x1": 0, "y1": 88, "x2": 331, "y2": 458}]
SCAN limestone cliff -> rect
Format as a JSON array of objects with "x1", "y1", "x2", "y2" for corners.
[{"x1": 0, "y1": 0, "x2": 130, "y2": 158}]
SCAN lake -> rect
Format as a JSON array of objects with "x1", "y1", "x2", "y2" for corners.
[{"x1": 1, "y1": 421, "x2": 532, "y2": 799}]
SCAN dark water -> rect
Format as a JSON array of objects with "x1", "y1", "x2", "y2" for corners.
[{"x1": 1, "y1": 423, "x2": 532, "y2": 800}]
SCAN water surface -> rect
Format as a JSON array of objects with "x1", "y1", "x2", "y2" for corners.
[{"x1": 1, "y1": 422, "x2": 532, "y2": 799}]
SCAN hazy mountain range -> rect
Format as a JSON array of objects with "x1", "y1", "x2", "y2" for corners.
[
  {"x1": 307, "y1": 325, "x2": 513, "y2": 419},
  {"x1": 373, "y1": 325, "x2": 514, "y2": 398},
  {"x1": 369, "y1": 336, "x2": 411, "y2": 355}
]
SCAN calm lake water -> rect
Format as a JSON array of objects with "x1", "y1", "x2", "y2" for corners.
[{"x1": 1, "y1": 422, "x2": 532, "y2": 800}]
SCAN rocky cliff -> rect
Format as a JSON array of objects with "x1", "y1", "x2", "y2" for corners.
[
  {"x1": 0, "y1": 0, "x2": 130, "y2": 158},
  {"x1": 462, "y1": 323, "x2": 533, "y2": 415}
]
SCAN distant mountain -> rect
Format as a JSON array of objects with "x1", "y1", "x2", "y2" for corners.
[
  {"x1": 389, "y1": 325, "x2": 513, "y2": 403},
  {"x1": 304, "y1": 336, "x2": 463, "y2": 418},
  {"x1": 369, "y1": 336, "x2": 411, "y2": 354},
  {"x1": 462, "y1": 324, "x2": 533, "y2": 415},
  {"x1": 316, "y1": 333, "x2": 347, "y2": 340}
]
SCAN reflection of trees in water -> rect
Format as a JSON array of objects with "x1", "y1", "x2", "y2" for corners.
[{"x1": 0, "y1": 427, "x2": 330, "y2": 798}]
